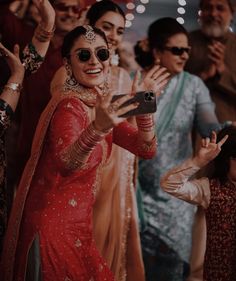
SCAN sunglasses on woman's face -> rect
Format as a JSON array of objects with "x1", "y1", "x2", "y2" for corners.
[
  {"x1": 163, "y1": 46, "x2": 191, "y2": 56},
  {"x1": 75, "y1": 48, "x2": 110, "y2": 62},
  {"x1": 54, "y1": 3, "x2": 80, "y2": 14}
]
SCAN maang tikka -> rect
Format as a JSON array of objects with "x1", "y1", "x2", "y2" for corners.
[{"x1": 83, "y1": 25, "x2": 96, "y2": 44}]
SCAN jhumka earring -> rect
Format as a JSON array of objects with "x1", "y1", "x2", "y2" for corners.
[
  {"x1": 64, "y1": 63, "x2": 79, "y2": 92},
  {"x1": 102, "y1": 75, "x2": 109, "y2": 97},
  {"x1": 83, "y1": 25, "x2": 96, "y2": 44}
]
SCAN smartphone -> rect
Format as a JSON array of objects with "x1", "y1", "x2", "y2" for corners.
[{"x1": 111, "y1": 91, "x2": 156, "y2": 118}]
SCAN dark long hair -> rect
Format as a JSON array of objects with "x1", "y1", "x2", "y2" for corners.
[
  {"x1": 61, "y1": 25, "x2": 108, "y2": 59},
  {"x1": 86, "y1": 0, "x2": 125, "y2": 26},
  {"x1": 211, "y1": 126, "x2": 236, "y2": 184},
  {"x1": 134, "y1": 17, "x2": 188, "y2": 68}
]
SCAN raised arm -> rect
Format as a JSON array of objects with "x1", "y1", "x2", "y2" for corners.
[
  {"x1": 30, "y1": 0, "x2": 55, "y2": 57},
  {"x1": 0, "y1": 43, "x2": 24, "y2": 111},
  {"x1": 161, "y1": 132, "x2": 228, "y2": 208},
  {"x1": 0, "y1": 43, "x2": 25, "y2": 136}
]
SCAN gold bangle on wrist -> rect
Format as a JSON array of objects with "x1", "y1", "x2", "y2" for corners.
[{"x1": 34, "y1": 23, "x2": 55, "y2": 42}]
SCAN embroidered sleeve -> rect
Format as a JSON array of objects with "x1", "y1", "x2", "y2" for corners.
[
  {"x1": 0, "y1": 98, "x2": 14, "y2": 137},
  {"x1": 49, "y1": 98, "x2": 107, "y2": 173},
  {"x1": 161, "y1": 158, "x2": 211, "y2": 209},
  {"x1": 113, "y1": 121, "x2": 157, "y2": 159},
  {"x1": 22, "y1": 42, "x2": 44, "y2": 74},
  {"x1": 61, "y1": 122, "x2": 109, "y2": 170}
]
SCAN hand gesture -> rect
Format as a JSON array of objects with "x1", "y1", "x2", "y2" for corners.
[
  {"x1": 208, "y1": 40, "x2": 226, "y2": 75},
  {"x1": 193, "y1": 131, "x2": 228, "y2": 168},
  {"x1": 0, "y1": 43, "x2": 25, "y2": 83},
  {"x1": 132, "y1": 65, "x2": 170, "y2": 97},
  {"x1": 32, "y1": 0, "x2": 55, "y2": 28},
  {"x1": 94, "y1": 87, "x2": 138, "y2": 132}
]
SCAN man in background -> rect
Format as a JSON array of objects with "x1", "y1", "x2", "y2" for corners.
[{"x1": 186, "y1": 0, "x2": 236, "y2": 122}]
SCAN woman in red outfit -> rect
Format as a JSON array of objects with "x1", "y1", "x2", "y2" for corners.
[{"x1": 1, "y1": 25, "x2": 167, "y2": 281}]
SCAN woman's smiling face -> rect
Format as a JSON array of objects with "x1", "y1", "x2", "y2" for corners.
[
  {"x1": 68, "y1": 34, "x2": 110, "y2": 88},
  {"x1": 94, "y1": 11, "x2": 125, "y2": 52}
]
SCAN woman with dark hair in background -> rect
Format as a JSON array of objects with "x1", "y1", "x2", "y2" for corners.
[{"x1": 134, "y1": 17, "x2": 232, "y2": 281}]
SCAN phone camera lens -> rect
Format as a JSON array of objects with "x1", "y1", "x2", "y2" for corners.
[{"x1": 144, "y1": 91, "x2": 154, "y2": 102}]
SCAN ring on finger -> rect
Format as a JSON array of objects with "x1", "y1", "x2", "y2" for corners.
[{"x1": 107, "y1": 103, "x2": 119, "y2": 114}]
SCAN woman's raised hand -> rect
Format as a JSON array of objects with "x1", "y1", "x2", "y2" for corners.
[
  {"x1": 193, "y1": 131, "x2": 228, "y2": 168},
  {"x1": 132, "y1": 65, "x2": 170, "y2": 96},
  {"x1": 32, "y1": 0, "x2": 55, "y2": 28},
  {"x1": 93, "y1": 87, "x2": 138, "y2": 132},
  {"x1": 0, "y1": 43, "x2": 25, "y2": 83}
]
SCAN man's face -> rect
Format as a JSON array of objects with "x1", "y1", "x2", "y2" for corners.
[
  {"x1": 200, "y1": 0, "x2": 233, "y2": 37},
  {"x1": 54, "y1": 0, "x2": 81, "y2": 34}
]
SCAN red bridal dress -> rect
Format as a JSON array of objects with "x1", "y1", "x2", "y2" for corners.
[{"x1": 1, "y1": 82, "x2": 156, "y2": 281}]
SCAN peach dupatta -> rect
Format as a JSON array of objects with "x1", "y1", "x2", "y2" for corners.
[{"x1": 93, "y1": 66, "x2": 145, "y2": 281}]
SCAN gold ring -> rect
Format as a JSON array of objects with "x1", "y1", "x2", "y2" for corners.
[{"x1": 107, "y1": 103, "x2": 119, "y2": 114}]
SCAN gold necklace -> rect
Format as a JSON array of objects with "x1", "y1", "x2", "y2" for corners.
[{"x1": 63, "y1": 76, "x2": 109, "y2": 107}]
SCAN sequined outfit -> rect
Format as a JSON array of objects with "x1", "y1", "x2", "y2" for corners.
[
  {"x1": 0, "y1": 42, "x2": 43, "y2": 256},
  {"x1": 1, "y1": 87, "x2": 156, "y2": 280},
  {"x1": 0, "y1": 100, "x2": 13, "y2": 253},
  {"x1": 161, "y1": 159, "x2": 236, "y2": 281}
]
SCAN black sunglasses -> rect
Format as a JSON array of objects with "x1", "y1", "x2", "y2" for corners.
[
  {"x1": 54, "y1": 3, "x2": 80, "y2": 14},
  {"x1": 75, "y1": 48, "x2": 110, "y2": 62},
  {"x1": 163, "y1": 46, "x2": 191, "y2": 56}
]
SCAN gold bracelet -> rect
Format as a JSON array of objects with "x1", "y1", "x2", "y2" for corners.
[
  {"x1": 4, "y1": 82, "x2": 22, "y2": 93},
  {"x1": 34, "y1": 23, "x2": 55, "y2": 42}
]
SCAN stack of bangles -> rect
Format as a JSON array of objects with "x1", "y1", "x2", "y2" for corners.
[
  {"x1": 136, "y1": 114, "x2": 154, "y2": 132},
  {"x1": 63, "y1": 122, "x2": 112, "y2": 169},
  {"x1": 34, "y1": 23, "x2": 55, "y2": 42},
  {"x1": 4, "y1": 82, "x2": 22, "y2": 94}
]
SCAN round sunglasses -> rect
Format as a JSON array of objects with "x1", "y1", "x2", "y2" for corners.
[
  {"x1": 75, "y1": 48, "x2": 110, "y2": 62},
  {"x1": 163, "y1": 46, "x2": 191, "y2": 56}
]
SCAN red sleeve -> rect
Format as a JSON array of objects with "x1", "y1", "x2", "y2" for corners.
[
  {"x1": 112, "y1": 121, "x2": 157, "y2": 159},
  {"x1": 48, "y1": 98, "x2": 103, "y2": 174}
]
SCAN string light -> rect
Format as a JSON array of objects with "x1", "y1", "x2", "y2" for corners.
[
  {"x1": 176, "y1": 17, "x2": 185, "y2": 24},
  {"x1": 136, "y1": 4, "x2": 146, "y2": 13},
  {"x1": 125, "y1": 20, "x2": 132, "y2": 28},
  {"x1": 126, "y1": 13, "x2": 135, "y2": 21},
  {"x1": 178, "y1": 0, "x2": 186, "y2": 6},
  {"x1": 177, "y1": 0, "x2": 187, "y2": 24},
  {"x1": 125, "y1": 0, "x2": 150, "y2": 28},
  {"x1": 177, "y1": 7, "x2": 185, "y2": 14},
  {"x1": 126, "y1": 2, "x2": 135, "y2": 10}
]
